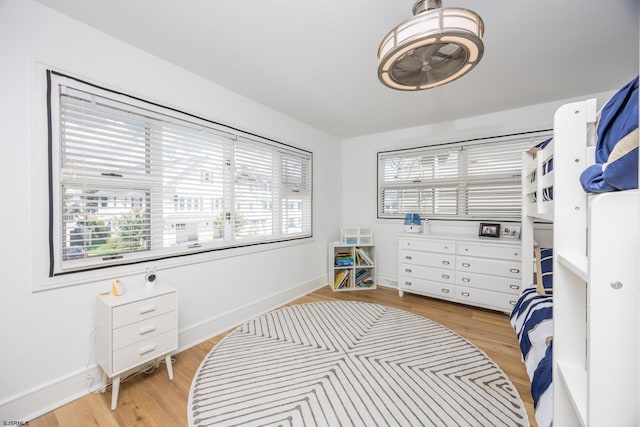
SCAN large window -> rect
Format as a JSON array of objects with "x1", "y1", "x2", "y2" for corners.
[
  {"x1": 48, "y1": 71, "x2": 312, "y2": 276},
  {"x1": 378, "y1": 131, "x2": 551, "y2": 220}
]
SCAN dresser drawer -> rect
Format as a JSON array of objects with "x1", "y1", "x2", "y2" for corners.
[
  {"x1": 113, "y1": 311, "x2": 177, "y2": 350},
  {"x1": 457, "y1": 242, "x2": 521, "y2": 260},
  {"x1": 399, "y1": 277, "x2": 456, "y2": 301},
  {"x1": 400, "y1": 238, "x2": 455, "y2": 254},
  {"x1": 400, "y1": 250, "x2": 455, "y2": 270},
  {"x1": 457, "y1": 256, "x2": 521, "y2": 278},
  {"x1": 455, "y1": 271, "x2": 521, "y2": 294},
  {"x1": 399, "y1": 264, "x2": 455, "y2": 283},
  {"x1": 113, "y1": 293, "x2": 176, "y2": 329},
  {"x1": 112, "y1": 330, "x2": 178, "y2": 374},
  {"x1": 456, "y1": 286, "x2": 519, "y2": 312}
]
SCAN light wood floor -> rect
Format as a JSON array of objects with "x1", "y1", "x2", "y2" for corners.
[{"x1": 30, "y1": 286, "x2": 535, "y2": 426}]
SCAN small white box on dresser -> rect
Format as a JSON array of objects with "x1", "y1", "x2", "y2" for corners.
[
  {"x1": 398, "y1": 233, "x2": 522, "y2": 313},
  {"x1": 95, "y1": 284, "x2": 178, "y2": 410}
]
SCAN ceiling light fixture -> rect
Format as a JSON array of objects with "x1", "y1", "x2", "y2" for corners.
[{"x1": 377, "y1": 0, "x2": 484, "y2": 91}]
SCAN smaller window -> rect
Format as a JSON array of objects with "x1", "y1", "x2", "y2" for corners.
[{"x1": 377, "y1": 131, "x2": 552, "y2": 221}]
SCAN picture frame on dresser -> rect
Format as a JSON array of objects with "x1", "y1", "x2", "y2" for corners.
[
  {"x1": 501, "y1": 225, "x2": 521, "y2": 239},
  {"x1": 479, "y1": 223, "x2": 500, "y2": 237}
]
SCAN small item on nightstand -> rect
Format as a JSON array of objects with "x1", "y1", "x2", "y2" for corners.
[
  {"x1": 422, "y1": 218, "x2": 430, "y2": 234},
  {"x1": 111, "y1": 279, "x2": 126, "y2": 296},
  {"x1": 145, "y1": 268, "x2": 157, "y2": 289}
]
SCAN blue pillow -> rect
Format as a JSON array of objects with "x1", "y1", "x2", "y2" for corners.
[{"x1": 580, "y1": 76, "x2": 639, "y2": 192}]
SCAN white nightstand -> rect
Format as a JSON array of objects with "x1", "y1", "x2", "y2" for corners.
[{"x1": 95, "y1": 284, "x2": 178, "y2": 410}]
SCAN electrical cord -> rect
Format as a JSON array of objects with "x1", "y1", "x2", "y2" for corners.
[{"x1": 94, "y1": 355, "x2": 176, "y2": 393}]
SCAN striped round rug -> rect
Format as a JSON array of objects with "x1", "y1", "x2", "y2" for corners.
[{"x1": 188, "y1": 301, "x2": 529, "y2": 427}]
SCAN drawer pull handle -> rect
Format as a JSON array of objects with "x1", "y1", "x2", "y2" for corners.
[
  {"x1": 441, "y1": 260, "x2": 449, "y2": 265},
  {"x1": 510, "y1": 268, "x2": 520, "y2": 273},
  {"x1": 462, "y1": 263, "x2": 470, "y2": 267},
  {"x1": 139, "y1": 305, "x2": 157, "y2": 315},
  {"x1": 404, "y1": 281, "x2": 412, "y2": 286},
  {"x1": 510, "y1": 284, "x2": 520, "y2": 290},
  {"x1": 444, "y1": 246, "x2": 449, "y2": 250},
  {"x1": 139, "y1": 345, "x2": 156, "y2": 355},
  {"x1": 405, "y1": 256, "x2": 413, "y2": 260},
  {"x1": 441, "y1": 288, "x2": 450, "y2": 294},
  {"x1": 509, "y1": 300, "x2": 517, "y2": 305},
  {"x1": 461, "y1": 292, "x2": 470, "y2": 297},
  {"x1": 441, "y1": 274, "x2": 450, "y2": 279},
  {"x1": 464, "y1": 248, "x2": 468, "y2": 251},
  {"x1": 405, "y1": 268, "x2": 412, "y2": 273},
  {"x1": 462, "y1": 277, "x2": 470, "y2": 282},
  {"x1": 139, "y1": 325, "x2": 156, "y2": 335}
]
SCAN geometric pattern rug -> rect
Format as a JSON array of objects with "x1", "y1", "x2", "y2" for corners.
[{"x1": 188, "y1": 301, "x2": 529, "y2": 426}]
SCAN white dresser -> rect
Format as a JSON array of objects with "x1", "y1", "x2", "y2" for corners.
[
  {"x1": 398, "y1": 234, "x2": 522, "y2": 313},
  {"x1": 96, "y1": 284, "x2": 178, "y2": 409}
]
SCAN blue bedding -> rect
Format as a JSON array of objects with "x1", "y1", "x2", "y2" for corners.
[
  {"x1": 580, "y1": 75, "x2": 639, "y2": 192},
  {"x1": 510, "y1": 284, "x2": 553, "y2": 427}
]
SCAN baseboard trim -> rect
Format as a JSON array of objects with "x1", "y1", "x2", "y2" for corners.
[
  {"x1": 0, "y1": 274, "x2": 327, "y2": 422},
  {"x1": 0, "y1": 364, "x2": 104, "y2": 423}
]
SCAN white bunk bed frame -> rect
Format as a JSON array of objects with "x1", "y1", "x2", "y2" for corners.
[{"x1": 521, "y1": 98, "x2": 639, "y2": 426}]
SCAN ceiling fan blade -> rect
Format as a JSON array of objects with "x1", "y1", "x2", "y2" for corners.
[{"x1": 394, "y1": 53, "x2": 423, "y2": 71}]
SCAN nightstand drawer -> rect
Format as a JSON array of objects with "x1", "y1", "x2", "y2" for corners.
[
  {"x1": 455, "y1": 271, "x2": 521, "y2": 294},
  {"x1": 400, "y1": 250, "x2": 455, "y2": 270},
  {"x1": 113, "y1": 293, "x2": 176, "y2": 329},
  {"x1": 457, "y1": 243, "x2": 521, "y2": 260},
  {"x1": 400, "y1": 238, "x2": 455, "y2": 254},
  {"x1": 457, "y1": 256, "x2": 521, "y2": 278},
  {"x1": 113, "y1": 311, "x2": 177, "y2": 350},
  {"x1": 112, "y1": 330, "x2": 177, "y2": 374},
  {"x1": 400, "y1": 264, "x2": 455, "y2": 283}
]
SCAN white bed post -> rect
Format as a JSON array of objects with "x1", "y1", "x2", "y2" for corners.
[{"x1": 521, "y1": 152, "x2": 534, "y2": 286}]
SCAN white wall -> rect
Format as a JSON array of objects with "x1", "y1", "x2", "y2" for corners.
[
  {"x1": 341, "y1": 91, "x2": 616, "y2": 285},
  {"x1": 0, "y1": 0, "x2": 342, "y2": 420}
]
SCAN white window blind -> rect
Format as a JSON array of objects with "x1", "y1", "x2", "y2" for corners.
[
  {"x1": 378, "y1": 131, "x2": 551, "y2": 220},
  {"x1": 48, "y1": 71, "x2": 312, "y2": 275}
]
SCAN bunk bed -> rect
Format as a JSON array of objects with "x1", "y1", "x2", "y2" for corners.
[{"x1": 512, "y1": 76, "x2": 639, "y2": 427}]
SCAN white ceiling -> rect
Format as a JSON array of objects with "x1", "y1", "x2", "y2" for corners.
[{"x1": 35, "y1": 0, "x2": 639, "y2": 138}]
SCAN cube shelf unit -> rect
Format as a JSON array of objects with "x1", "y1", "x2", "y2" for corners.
[{"x1": 328, "y1": 242, "x2": 376, "y2": 291}]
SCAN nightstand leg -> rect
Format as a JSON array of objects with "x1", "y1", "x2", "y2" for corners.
[
  {"x1": 165, "y1": 354, "x2": 174, "y2": 380},
  {"x1": 110, "y1": 375, "x2": 121, "y2": 410}
]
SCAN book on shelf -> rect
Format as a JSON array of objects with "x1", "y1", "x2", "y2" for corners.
[
  {"x1": 354, "y1": 269, "x2": 374, "y2": 287},
  {"x1": 357, "y1": 278, "x2": 375, "y2": 288},
  {"x1": 334, "y1": 269, "x2": 351, "y2": 290},
  {"x1": 335, "y1": 252, "x2": 354, "y2": 266},
  {"x1": 356, "y1": 248, "x2": 374, "y2": 266}
]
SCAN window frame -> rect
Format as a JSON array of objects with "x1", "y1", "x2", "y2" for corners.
[
  {"x1": 47, "y1": 70, "x2": 313, "y2": 276},
  {"x1": 377, "y1": 131, "x2": 552, "y2": 221}
]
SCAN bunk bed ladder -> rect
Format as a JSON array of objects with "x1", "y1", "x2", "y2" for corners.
[{"x1": 553, "y1": 98, "x2": 639, "y2": 426}]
